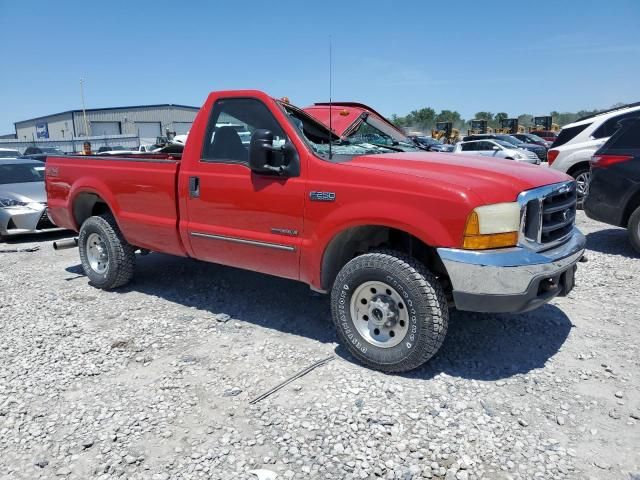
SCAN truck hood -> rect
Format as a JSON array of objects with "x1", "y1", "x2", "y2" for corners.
[{"x1": 348, "y1": 152, "x2": 570, "y2": 204}]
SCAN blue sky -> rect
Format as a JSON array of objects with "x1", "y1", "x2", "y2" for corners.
[{"x1": 1, "y1": 0, "x2": 639, "y2": 134}]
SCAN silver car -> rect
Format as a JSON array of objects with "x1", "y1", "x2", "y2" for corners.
[
  {"x1": 0, "y1": 148, "x2": 22, "y2": 159},
  {"x1": 0, "y1": 159, "x2": 60, "y2": 239},
  {"x1": 453, "y1": 139, "x2": 540, "y2": 164}
]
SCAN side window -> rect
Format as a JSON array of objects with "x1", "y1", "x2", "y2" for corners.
[
  {"x1": 201, "y1": 98, "x2": 287, "y2": 164},
  {"x1": 592, "y1": 111, "x2": 640, "y2": 139},
  {"x1": 609, "y1": 118, "x2": 640, "y2": 148},
  {"x1": 551, "y1": 123, "x2": 591, "y2": 148},
  {"x1": 461, "y1": 142, "x2": 475, "y2": 151},
  {"x1": 477, "y1": 141, "x2": 492, "y2": 150}
]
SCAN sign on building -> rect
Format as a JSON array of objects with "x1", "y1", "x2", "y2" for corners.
[{"x1": 36, "y1": 122, "x2": 49, "y2": 139}]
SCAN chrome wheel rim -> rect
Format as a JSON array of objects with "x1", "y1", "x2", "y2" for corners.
[
  {"x1": 575, "y1": 171, "x2": 590, "y2": 197},
  {"x1": 350, "y1": 281, "x2": 409, "y2": 348},
  {"x1": 86, "y1": 233, "x2": 109, "y2": 274}
]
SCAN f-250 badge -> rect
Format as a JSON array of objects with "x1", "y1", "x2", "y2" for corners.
[{"x1": 310, "y1": 191, "x2": 336, "y2": 202}]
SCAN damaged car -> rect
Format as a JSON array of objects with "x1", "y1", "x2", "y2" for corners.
[{"x1": 0, "y1": 159, "x2": 60, "y2": 240}]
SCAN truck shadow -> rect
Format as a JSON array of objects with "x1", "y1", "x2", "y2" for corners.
[
  {"x1": 585, "y1": 228, "x2": 639, "y2": 258},
  {"x1": 67, "y1": 252, "x2": 573, "y2": 381},
  {"x1": 394, "y1": 305, "x2": 572, "y2": 381}
]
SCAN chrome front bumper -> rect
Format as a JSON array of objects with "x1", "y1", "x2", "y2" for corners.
[{"x1": 437, "y1": 227, "x2": 586, "y2": 313}]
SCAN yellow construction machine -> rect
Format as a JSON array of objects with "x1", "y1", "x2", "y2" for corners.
[
  {"x1": 496, "y1": 118, "x2": 523, "y2": 134},
  {"x1": 431, "y1": 122, "x2": 460, "y2": 144},
  {"x1": 467, "y1": 119, "x2": 488, "y2": 136},
  {"x1": 529, "y1": 116, "x2": 560, "y2": 132}
]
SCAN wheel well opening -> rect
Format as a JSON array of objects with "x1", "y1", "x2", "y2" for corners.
[
  {"x1": 623, "y1": 190, "x2": 640, "y2": 226},
  {"x1": 73, "y1": 193, "x2": 112, "y2": 228},
  {"x1": 567, "y1": 161, "x2": 590, "y2": 177},
  {"x1": 320, "y1": 225, "x2": 449, "y2": 292}
]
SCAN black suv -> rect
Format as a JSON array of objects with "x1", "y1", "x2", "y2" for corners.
[
  {"x1": 584, "y1": 117, "x2": 640, "y2": 253},
  {"x1": 462, "y1": 134, "x2": 547, "y2": 161}
]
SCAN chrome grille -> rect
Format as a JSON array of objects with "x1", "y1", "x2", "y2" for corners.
[{"x1": 518, "y1": 181, "x2": 577, "y2": 251}]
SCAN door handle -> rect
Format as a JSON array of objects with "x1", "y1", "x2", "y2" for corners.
[{"x1": 189, "y1": 176, "x2": 200, "y2": 198}]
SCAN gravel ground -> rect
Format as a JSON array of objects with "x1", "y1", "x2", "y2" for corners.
[{"x1": 0, "y1": 212, "x2": 638, "y2": 480}]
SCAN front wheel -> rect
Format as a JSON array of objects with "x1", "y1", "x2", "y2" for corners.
[
  {"x1": 330, "y1": 251, "x2": 448, "y2": 373},
  {"x1": 78, "y1": 214, "x2": 135, "y2": 289},
  {"x1": 628, "y1": 206, "x2": 640, "y2": 255}
]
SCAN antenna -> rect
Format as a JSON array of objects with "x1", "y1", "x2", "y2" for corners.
[{"x1": 328, "y1": 36, "x2": 333, "y2": 159}]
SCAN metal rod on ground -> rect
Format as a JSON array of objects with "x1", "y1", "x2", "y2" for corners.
[
  {"x1": 0, "y1": 246, "x2": 40, "y2": 253},
  {"x1": 249, "y1": 355, "x2": 335, "y2": 405}
]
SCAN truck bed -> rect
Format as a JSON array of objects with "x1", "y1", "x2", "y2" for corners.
[{"x1": 46, "y1": 154, "x2": 187, "y2": 256}]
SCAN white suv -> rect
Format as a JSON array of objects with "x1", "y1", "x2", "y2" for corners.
[{"x1": 548, "y1": 102, "x2": 640, "y2": 203}]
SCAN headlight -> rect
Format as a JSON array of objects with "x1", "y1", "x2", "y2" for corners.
[
  {"x1": 0, "y1": 198, "x2": 29, "y2": 208},
  {"x1": 462, "y1": 202, "x2": 520, "y2": 250}
]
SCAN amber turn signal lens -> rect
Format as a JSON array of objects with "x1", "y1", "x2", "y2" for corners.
[
  {"x1": 462, "y1": 210, "x2": 518, "y2": 249},
  {"x1": 462, "y1": 231, "x2": 519, "y2": 250}
]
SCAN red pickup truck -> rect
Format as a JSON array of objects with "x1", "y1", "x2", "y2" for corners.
[{"x1": 46, "y1": 90, "x2": 585, "y2": 372}]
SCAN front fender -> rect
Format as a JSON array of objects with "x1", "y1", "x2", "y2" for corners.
[{"x1": 300, "y1": 199, "x2": 464, "y2": 290}]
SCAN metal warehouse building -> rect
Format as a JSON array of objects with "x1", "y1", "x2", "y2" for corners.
[{"x1": 14, "y1": 104, "x2": 199, "y2": 144}]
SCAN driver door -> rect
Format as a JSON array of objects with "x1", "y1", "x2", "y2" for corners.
[{"x1": 183, "y1": 97, "x2": 305, "y2": 280}]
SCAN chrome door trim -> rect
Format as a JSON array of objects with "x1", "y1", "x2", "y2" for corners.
[{"x1": 190, "y1": 231, "x2": 296, "y2": 252}]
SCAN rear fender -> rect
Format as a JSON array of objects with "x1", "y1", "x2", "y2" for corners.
[{"x1": 69, "y1": 177, "x2": 120, "y2": 230}]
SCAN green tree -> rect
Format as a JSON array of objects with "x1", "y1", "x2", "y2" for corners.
[{"x1": 473, "y1": 111, "x2": 494, "y2": 122}]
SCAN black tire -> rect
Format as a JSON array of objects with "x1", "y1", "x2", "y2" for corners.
[
  {"x1": 78, "y1": 214, "x2": 135, "y2": 289},
  {"x1": 628, "y1": 206, "x2": 640, "y2": 255},
  {"x1": 330, "y1": 250, "x2": 448, "y2": 373},
  {"x1": 570, "y1": 165, "x2": 590, "y2": 208}
]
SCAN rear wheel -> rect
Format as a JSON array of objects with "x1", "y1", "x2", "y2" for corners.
[
  {"x1": 330, "y1": 251, "x2": 448, "y2": 372},
  {"x1": 78, "y1": 214, "x2": 135, "y2": 289},
  {"x1": 571, "y1": 165, "x2": 591, "y2": 207},
  {"x1": 628, "y1": 206, "x2": 640, "y2": 254}
]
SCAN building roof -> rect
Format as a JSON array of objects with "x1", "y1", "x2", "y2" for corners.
[{"x1": 14, "y1": 104, "x2": 200, "y2": 126}]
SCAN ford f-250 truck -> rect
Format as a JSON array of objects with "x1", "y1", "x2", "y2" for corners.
[{"x1": 46, "y1": 90, "x2": 585, "y2": 372}]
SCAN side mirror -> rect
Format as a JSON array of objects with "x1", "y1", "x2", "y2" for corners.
[
  {"x1": 248, "y1": 129, "x2": 300, "y2": 177},
  {"x1": 492, "y1": 145, "x2": 500, "y2": 150}
]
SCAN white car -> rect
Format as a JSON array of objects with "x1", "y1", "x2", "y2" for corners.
[
  {"x1": 0, "y1": 148, "x2": 22, "y2": 159},
  {"x1": 453, "y1": 139, "x2": 540, "y2": 164},
  {"x1": 548, "y1": 102, "x2": 640, "y2": 202}
]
